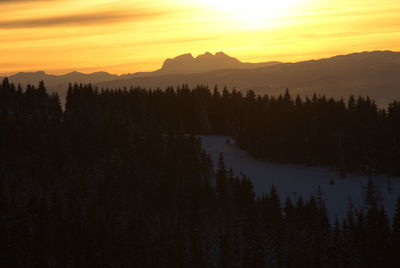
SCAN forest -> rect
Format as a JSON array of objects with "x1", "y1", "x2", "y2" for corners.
[
  {"x1": 1, "y1": 78, "x2": 400, "y2": 267},
  {"x1": 64, "y1": 81, "x2": 400, "y2": 175}
]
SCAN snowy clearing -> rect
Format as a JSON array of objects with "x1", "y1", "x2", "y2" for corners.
[{"x1": 201, "y1": 136, "x2": 400, "y2": 220}]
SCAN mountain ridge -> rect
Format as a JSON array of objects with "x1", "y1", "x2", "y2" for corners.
[
  {"x1": 2, "y1": 50, "x2": 400, "y2": 107},
  {"x1": 97, "y1": 50, "x2": 400, "y2": 107},
  {"x1": 1, "y1": 51, "x2": 280, "y2": 80}
]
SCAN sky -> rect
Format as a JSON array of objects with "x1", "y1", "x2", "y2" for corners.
[{"x1": 1, "y1": 0, "x2": 399, "y2": 75}]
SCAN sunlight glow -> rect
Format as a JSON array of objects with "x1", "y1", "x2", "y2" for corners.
[
  {"x1": 194, "y1": 0, "x2": 307, "y2": 29},
  {"x1": 1, "y1": 0, "x2": 400, "y2": 75}
]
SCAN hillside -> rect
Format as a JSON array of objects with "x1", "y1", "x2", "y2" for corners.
[{"x1": 201, "y1": 136, "x2": 400, "y2": 220}]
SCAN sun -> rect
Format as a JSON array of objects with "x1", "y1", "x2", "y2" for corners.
[{"x1": 194, "y1": 0, "x2": 307, "y2": 29}]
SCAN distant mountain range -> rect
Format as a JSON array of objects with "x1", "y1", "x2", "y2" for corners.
[
  {"x1": 154, "y1": 51, "x2": 280, "y2": 74},
  {"x1": 2, "y1": 51, "x2": 400, "y2": 107}
]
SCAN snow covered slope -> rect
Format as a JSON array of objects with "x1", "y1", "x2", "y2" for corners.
[{"x1": 201, "y1": 136, "x2": 400, "y2": 220}]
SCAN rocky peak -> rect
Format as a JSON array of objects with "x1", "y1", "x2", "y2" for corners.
[{"x1": 159, "y1": 52, "x2": 243, "y2": 74}]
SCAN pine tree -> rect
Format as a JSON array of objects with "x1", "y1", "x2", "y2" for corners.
[
  {"x1": 392, "y1": 196, "x2": 400, "y2": 266},
  {"x1": 216, "y1": 153, "x2": 228, "y2": 201},
  {"x1": 365, "y1": 179, "x2": 379, "y2": 210}
]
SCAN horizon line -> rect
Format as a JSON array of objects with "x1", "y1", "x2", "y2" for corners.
[{"x1": 0, "y1": 49, "x2": 397, "y2": 77}]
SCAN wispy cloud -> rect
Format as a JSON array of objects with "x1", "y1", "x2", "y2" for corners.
[
  {"x1": 0, "y1": 0, "x2": 57, "y2": 2},
  {"x1": 0, "y1": 8, "x2": 168, "y2": 29}
]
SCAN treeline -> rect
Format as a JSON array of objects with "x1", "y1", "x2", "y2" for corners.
[{"x1": 1, "y1": 79, "x2": 400, "y2": 267}]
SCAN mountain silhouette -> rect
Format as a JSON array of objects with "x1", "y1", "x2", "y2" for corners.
[
  {"x1": 154, "y1": 52, "x2": 280, "y2": 74},
  {"x1": 1, "y1": 52, "x2": 277, "y2": 86},
  {"x1": 1, "y1": 52, "x2": 279, "y2": 102},
  {"x1": 97, "y1": 50, "x2": 400, "y2": 107},
  {"x1": 117, "y1": 52, "x2": 280, "y2": 79},
  {"x1": 3, "y1": 70, "x2": 118, "y2": 89},
  {"x1": 0, "y1": 71, "x2": 119, "y2": 103},
  {"x1": 2, "y1": 51, "x2": 400, "y2": 107}
]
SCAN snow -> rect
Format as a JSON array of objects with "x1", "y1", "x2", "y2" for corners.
[{"x1": 201, "y1": 136, "x2": 400, "y2": 220}]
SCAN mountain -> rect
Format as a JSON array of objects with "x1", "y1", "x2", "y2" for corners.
[
  {"x1": 5, "y1": 71, "x2": 119, "y2": 87},
  {"x1": 2, "y1": 51, "x2": 400, "y2": 107},
  {"x1": 154, "y1": 51, "x2": 280, "y2": 74},
  {"x1": 1, "y1": 52, "x2": 279, "y2": 103},
  {"x1": 3, "y1": 71, "x2": 120, "y2": 105},
  {"x1": 2, "y1": 71, "x2": 119, "y2": 102},
  {"x1": 117, "y1": 52, "x2": 280, "y2": 79},
  {"x1": 97, "y1": 50, "x2": 400, "y2": 107}
]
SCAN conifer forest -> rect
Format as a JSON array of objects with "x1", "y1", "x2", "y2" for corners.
[{"x1": 2, "y1": 79, "x2": 400, "y2": 267}]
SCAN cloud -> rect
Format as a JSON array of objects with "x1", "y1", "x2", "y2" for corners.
[
  {"x1": 0, "y1": 9, "x2": 166, "y2": 29},
  {"x1": 0, "y1": 0, "x2": 55, "y2": 3},
  {"x1": 0, "y1": 0, "x2": 56, "y2": 2}
]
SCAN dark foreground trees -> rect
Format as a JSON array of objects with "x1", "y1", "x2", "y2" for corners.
[
  {"x1": 61, "y1": 82, "x2": 400, "y2": 175},
  {"x1": 1, "y1": 79, "x2": 400, "y2": 267}
]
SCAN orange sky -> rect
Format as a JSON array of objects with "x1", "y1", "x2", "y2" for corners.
[{"x1": 1, "y1": 0, "x2": 399, "y2": 75}]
